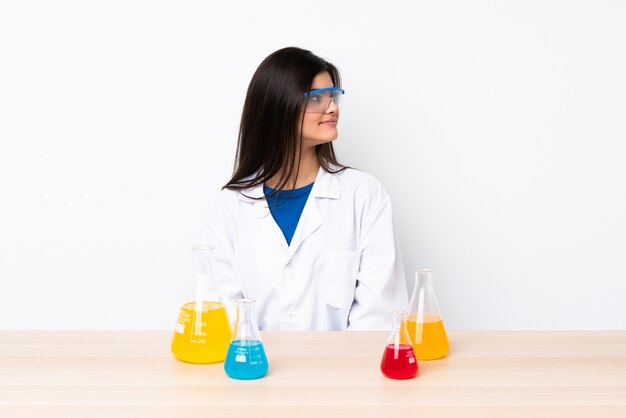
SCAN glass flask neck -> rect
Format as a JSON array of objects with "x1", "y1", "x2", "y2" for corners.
[
  {"x1": 387, "y1": 310, "x2": 412, "y2": 346},
  {"x1": 391, "y1": 311, "x2": 404, "y2": 331},
  {"x1": 187, "y1": 245, "x2": 220, "y2": 304},
  {"x1": 191, "y1": 245, "x2": 214, "y2": 277},
  {"x1": 408, "y1": 268, "x2": 443, "y2": 321},
  {"x1": 414, "y1": 268, "x2": 434, "y2": 292},
  {"x1": 233, "y1": 298, "x2": 262, "y2": 341}
]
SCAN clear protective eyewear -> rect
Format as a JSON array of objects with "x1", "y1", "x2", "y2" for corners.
[{"x1": 303, "y1": 87, "x2": 345, "y2": 113}]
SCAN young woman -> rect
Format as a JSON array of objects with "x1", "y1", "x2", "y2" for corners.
[{"x1": 201, "y1": 47, "x2": 407, "y2": 330}]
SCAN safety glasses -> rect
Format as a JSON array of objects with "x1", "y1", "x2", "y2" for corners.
[{"x1": 303, "y1": 87, "x2": 345, "y2": 113}]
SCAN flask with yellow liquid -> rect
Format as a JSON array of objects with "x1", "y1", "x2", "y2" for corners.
[
  {"x1": 406, "y1": 268, "x2": 450, "y2": 360},
  {"x1": 171, "y1": 245, "x2": 232, "y2": 363}
]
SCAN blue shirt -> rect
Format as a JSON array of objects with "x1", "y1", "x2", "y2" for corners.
[{"x1": 263, "y1": 182, "x2": 314, "y2": 246}]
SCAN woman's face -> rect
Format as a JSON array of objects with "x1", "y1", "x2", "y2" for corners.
[{"x1": 300, "y1": 71, "x2": 339, "y2": 150}]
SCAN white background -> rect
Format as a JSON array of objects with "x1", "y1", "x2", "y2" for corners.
[{"x1": 1, "y1": 1, "x2": 625, "y2": 330}]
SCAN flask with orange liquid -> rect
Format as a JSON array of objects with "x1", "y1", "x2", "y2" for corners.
[
  {"x1": 406, "y1": 268, "x2": 449, "y2": 360},
  {"x1": 171, "y1": 245, "x2": 232, "y2": 363}
]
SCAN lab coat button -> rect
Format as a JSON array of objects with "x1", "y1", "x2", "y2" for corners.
[{"x1": 285, "y1": 260, "x2": 294, "y2": 269}]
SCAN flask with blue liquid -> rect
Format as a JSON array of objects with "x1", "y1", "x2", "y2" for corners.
[{"x1": 224, "y1": 298, "x2": 268, "y2": 379}]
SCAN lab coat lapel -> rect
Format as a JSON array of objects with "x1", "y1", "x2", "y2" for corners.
[
  {"x1": 287, "y1": 167, "x2": 341, "y2": 257},
  {"x1": 238, "y1": 185, "x2": 288, "y2": 249},
  {"x1": 287, "y1": 195, "x2": 323, "y2": 257},
  {"x1": 256, "y1": 201, "x2": 288, "y2": 249}
]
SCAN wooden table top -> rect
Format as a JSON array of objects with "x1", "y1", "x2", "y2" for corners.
[{"x1": 1, "y1": 331, "x2": 625, "y2": 417}]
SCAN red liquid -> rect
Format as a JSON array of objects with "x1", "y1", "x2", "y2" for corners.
[{"x1": 380, "y1": 343, "x2": 418, "y2": 379}]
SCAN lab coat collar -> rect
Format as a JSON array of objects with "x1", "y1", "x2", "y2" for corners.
[
  {"x1": 236, "y1": 165, "x2": 341, "y2": 203},
  {"x1": 236, "y1": 165, "x2": 342, "y2": 253},
  {"x1": 237, "y1": 183, "x2": 265, "y2": 202},
  {"x1": 310, "y1": 165, "x2": 341, "y2": 200}
]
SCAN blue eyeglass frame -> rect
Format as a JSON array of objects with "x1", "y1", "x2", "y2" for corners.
[{"x1": 303, "y1": 87, "x2": 346, "y2": 98}]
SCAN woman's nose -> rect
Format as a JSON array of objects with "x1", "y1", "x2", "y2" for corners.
[{"x1": 325, "y1": 99, "x2": 339, "y2": 114}]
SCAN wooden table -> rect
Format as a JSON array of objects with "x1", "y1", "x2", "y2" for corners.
[{"x1": 1, "y1": 331, "x2": 625, "y2": 417}]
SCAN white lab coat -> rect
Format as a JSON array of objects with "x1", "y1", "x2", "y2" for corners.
[{"x1": 200, "y1": 166, "x2": 408, "y2": 330}]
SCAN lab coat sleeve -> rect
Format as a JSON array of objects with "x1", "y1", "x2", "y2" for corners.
[
  {"x1": 199, "y1": 190, "x2": 244, "y2": 323},
  {"x1": 347, "y1": 185, "x2": 408, "y2": 330}
]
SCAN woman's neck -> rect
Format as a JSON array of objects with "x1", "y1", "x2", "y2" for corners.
[{"x1": 266, "y1": 147, "x2": 320, "y2": 189}]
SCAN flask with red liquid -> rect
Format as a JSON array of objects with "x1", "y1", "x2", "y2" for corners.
[{"x1": 380, "y1": 310, "x2": 418, "y2": 379}]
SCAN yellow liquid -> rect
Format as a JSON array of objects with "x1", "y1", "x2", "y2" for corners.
[
  {"x1": 406, "y1": 315, "x2": 449, "y2": 360},
  {"x1": 171, "y1": 301, "x2": 232, "y2": 364}
]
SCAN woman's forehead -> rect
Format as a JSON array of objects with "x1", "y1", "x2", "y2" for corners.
[{"x1": 310, "y1": 71, "x2": 333, "y2": 89}]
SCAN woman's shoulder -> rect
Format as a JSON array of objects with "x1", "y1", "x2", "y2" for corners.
[
  {"x1": 333, "y1": 167, "x2": 385, "y2": 188},
  {"x1": 330, "y1": 167, "x2": 389, "y2": 200}
]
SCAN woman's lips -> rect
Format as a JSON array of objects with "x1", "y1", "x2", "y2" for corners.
[{"x1": 320, "y1": 120, "x2": 337, "y2": 125}]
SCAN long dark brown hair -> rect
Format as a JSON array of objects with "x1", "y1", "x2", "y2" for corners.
[{"x1": 223, "y1": 47, "x2": 346, "y2": 193}]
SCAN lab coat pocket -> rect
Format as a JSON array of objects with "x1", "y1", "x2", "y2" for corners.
[{"x1": 323, "y1": 250, "x2": 361, "y2": 309}]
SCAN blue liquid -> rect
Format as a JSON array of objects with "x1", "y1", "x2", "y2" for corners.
[{"x1": 224, "y1": 340, "x2": 268, "y2": 380}]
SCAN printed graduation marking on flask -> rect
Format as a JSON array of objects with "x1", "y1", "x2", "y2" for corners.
[
  {"x1": 171, "y1": 301, "x2": 231, "y2": 364},
  {"x1": 236, "y1": 355, "x2": 247, "y2": 363}
]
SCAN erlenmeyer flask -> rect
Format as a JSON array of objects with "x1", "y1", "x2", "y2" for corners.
[
  {"x1": 224, "y1": 298, "x2": 269, "y2": 380},
  {"x1": 407, "y1": 268, "x2": 449, "y2": 360},
  {"x1": 171, "y1": 245, "x2": 232, "y2": 363},
  {"x1": 380, "y1": 310, "x2": 418, "y2": 379}
]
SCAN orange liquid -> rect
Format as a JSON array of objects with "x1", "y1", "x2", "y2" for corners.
[
  {"x1": 171, "y1": 301, "x2": 232, "y2": 364},
  {"x1": 406, "y1": 315, "x2": 449, "y2": 360}
]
